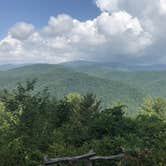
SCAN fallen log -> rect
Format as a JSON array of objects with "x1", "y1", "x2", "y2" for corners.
[{"x1": 90, "y1": 153, "x2": 125, "y2": 161}]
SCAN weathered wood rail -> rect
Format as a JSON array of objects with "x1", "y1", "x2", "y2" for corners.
[{"x1": 43, "y1": 150, "x2": 125, "y2": 166}]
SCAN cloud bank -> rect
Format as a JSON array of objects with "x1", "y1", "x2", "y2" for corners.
[{"x1": 0, "y1": 0, "x2": 166, "y2": 64}]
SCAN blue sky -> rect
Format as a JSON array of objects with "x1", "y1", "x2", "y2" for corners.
[
  {"x1": 0, "y1": 0, "x2": 99, "y2": 38},
  {"x1": 0, "y1": 0, "x2": 166, "y2": 64}
]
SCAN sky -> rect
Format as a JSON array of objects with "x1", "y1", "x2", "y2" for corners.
[
  {"x1": 0, "y1": 0, "x2": 100, "y2": 37},
  {"x1": 0, "y1": 0, "x2": 166, "y2": 64}
]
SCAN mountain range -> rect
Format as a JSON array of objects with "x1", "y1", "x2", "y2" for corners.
[{"x1": 0, "y1": 61, "x2": 166, "y2": 114}]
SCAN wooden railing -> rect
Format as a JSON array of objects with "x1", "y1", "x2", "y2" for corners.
[{"x1": 42, "y1": 150, "x2": 125, "y2": 166}]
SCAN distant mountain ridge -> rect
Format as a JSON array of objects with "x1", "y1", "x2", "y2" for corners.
[
  {"x1": 62, "y1": 61, "x2": 166, "y2": 98},
  {"x1": 62, "y1": 61, "x2": 166, "y2": 71},
  {"x1": 0, "y1": 64, "x2": 27, "y2": 71},
  {"x1": 1, "y1": 61, "x2": 166, "y2": 71}
]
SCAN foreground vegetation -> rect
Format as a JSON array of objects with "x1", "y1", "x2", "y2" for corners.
[{"x1": 0, "y1": 81, "x2": 166, "y2": 166}]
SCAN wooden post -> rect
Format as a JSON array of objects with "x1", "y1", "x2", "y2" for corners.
[
  {"x1": 43, "y1": 155, "x2": 48, "y2": 166},
  {"x1": 86, "y1": 160, "x2": 93, "y2": 166}
]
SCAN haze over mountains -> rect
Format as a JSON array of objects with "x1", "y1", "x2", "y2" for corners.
[
  {"x1": 2, "y1": 61, "x2": 166, "y2": 71},
  {"x1": 0, "y1": 64, "x2": 25, "y2": 71},
  {"x1": 62, "y1": 61, "x2": 166, "y2": 71},
  {"x1": 0, "y1": 61, "x2": 166, "y2": 114}
]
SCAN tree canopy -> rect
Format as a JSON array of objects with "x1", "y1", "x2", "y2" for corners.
[{"x1": 0, "y1": 81, "x2": 165, "y2": 165}]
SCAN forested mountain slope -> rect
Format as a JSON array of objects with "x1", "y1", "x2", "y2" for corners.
[
  {"x1": 63, "y1": 61, "x2": 166, "y2": 97},
  {"x1": 0, "y1": 64, "x2": 144, "y2": 113}
]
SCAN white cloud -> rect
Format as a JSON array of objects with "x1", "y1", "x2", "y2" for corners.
[
  {"x1": 9, "y1": 22, "x2": 35, "y2": 40},
  {"x1": 159, "y1": 0, "x2": 166, "y2": 14},
  {"x1": 95, "y1": 11, "x2": 152, "y2": 56},
  {"x1": 96, "y1": 0, "x2": 119, "y2": 12},
  {"x1": 96, "y1": 11, "x2": 143, "y2": 36},
  {"x1": 42, "y1": 14, "x2": 74, "y2": 37},
  {"x1": 0, "y1": 0, "x2": 166, "y2": 64}
]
